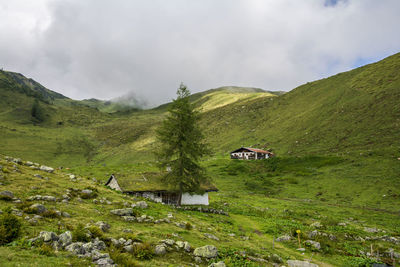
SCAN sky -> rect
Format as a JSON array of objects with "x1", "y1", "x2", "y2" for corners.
[{"x1": 0, "y1": 0, "x2": 399, "y2": 106}]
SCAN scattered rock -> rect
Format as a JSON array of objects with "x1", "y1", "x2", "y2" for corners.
[
  {"x1": 305, "y1": 240, "x2": 321, "y2": 250},
  {"x1": 40, "y1": 165, "x2": 54, "y2": 173},
  {"x1": 95, "y1": 221, "x2": 111, "y2": 232},
  {"x1": 110, "y1": 208, "x2": 133, "y2": 216},
  {"x1": 364, "y1": 227, "x2": 379, "y2": 233},
  {"x1": 270, "y1": 254, "x2": 283, "y2": 263},
  {"x1": 39, "y1": 231, "x2": 59, "y2": 242},
  {"x1": 135, "y1": 201, "x2": 148, "y2": 209},
  {"x1": 42, "y1": 196, "x2": 57, "y2": 202},
  {"x1": 209, "y1": 261, "x2": 226, "y2": 267},
  {"x1": 276, "y1": 235, "x2": 291, "y2": 242},
  {"x1": 29, "y1": 203, "x2": 47, "y2": 214},
  {"x1": 193, "y1": 245, "x2": 218, "y2": 258},
  {"x1": 308, "y1": 230, "x2": 319, "y2": 239},
  {"x1": 59, "y1": 231, "x2": 73, "y2": 247},
  {"x1": 155, "y1": 244, "x2": 167, "y2": 255},
  {"x1": 287, "y1": 260, "x2": 319, "y2": 267},
  {"x1": 0, "y1": 190, "x2": 14, "y2": 199},
  {"x1": 338, "y1": 222, "x2": 347, "y2": 226},
  {"x1": 204, "y1": 233, "x2": 219, "y2": 241},
  {"x1": 310, "y1": 222, "x2": 322, "y2": 228}
]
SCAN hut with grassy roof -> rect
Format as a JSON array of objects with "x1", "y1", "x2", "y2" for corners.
[{"x1": 105, "y1": 172, "x2": 217, "y2": 205}]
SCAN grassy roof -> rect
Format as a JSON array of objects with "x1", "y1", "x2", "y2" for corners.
[{"x1": 114, "y1": 171, "x2": 217, "y2": 192}]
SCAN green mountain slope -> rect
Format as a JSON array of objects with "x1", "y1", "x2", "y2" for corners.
[{"x1": 200, "y1": 52, "x2": 400, "y2": 156}]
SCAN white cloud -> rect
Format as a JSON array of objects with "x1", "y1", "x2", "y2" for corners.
[{"x1": 0, "y1": 0, "x2": 399, "y2": 105}]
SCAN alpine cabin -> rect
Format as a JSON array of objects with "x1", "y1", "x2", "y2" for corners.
[{"x1": 230, "y1": 147, "x2": 274, "y2": 160}]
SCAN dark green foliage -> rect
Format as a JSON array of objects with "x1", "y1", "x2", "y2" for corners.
[
  {"x1": 38, "y1": 244, "x2": 55, "y2": 256},
  {"x1": 0, "y1": 209, "x2": 22, "y2": 245},
  {"x1": 41, "y1": 210, "x2": 60, "y2": 219},
  {"x1": 72, "y1": 224, "x2": 90, "y2": 242},
  {"x1": 131, "y1": 242, "x2": 154, "y2": 260},
  {"x1": 87, "y1": 225, "x2": 104, "y2": 240},
  {"x1": 108, "y1": 245, "x2": 140, "y2": 267},
  {"x1": 343, "y1": 256, "x2": 381, "y2": 267},
  {"x1": 0, "y1": 195, "x2": 13, "y2": 201},
  {"x1": 31, "y1": 99, "x2": 45, "y2": 122},
  {"x1": 156, "y1": 83, "x2": 208, "y2": 196}
]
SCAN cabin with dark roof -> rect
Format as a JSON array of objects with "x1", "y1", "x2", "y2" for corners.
[
  {"x1": 230, "y1": 147, "x2": 274, "y2": 160},
  {"x1": 105, "y1": 172, "x2": 217, "y2": 206}
]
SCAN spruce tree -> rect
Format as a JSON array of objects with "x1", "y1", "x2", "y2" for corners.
[{"x1": 156, "y1": 83, "x2": 207, "y2": 203}]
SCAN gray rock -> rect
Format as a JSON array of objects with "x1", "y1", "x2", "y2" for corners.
[
  {"x1": 184, "y1": 241, "x2": 191, "y2": 252},
  {"x1": 193, "y1": 245, "x2": 218, "y2": 258},
  {"x1": 123, "y1": 245, "x2": 133, "y2": 253},
  {"x1": 95, "y1": 257, "x2": 114, "y2": 266},
  {"x1": 110, "y1": 208, "x2": 133, "y2": 216},
  {"x1": 0, "y1": 190, "x2": 14, "y2": 199},
  {"x1": 364, "y1": 227, "x2": 379, "y2": 233},
  {"x1": 310, "y1": 222, "x2": 322, "y2": 228},
  {"x1": 308, "y1": 230, "x2": 319, "y2": 239},
  {"x1": 93, "y1": 238, "x2": 106, "y2": 250},
  {"x1": 95, "y1": 221, "x2": 111, "y2": 232},
  {"x1": 66, "y1": 242, "x2": 85, "y2": 255},
  {"x1": 81, "y1": 189, "x2": 93, "y2": 195},
  {"x1": 162, "y1": 239, "x2": 175, "y2": 246},
  {"x1": 29, "y1": 203, "x2": 47, "y2": 214},
  {"x1": 287, "y1": 260, "x2": 319, "y2": 267},
  {"x1": 39, "y1": 231, "x2": 58, "y2": 242},
  {"x1": 297, "y1": 248, "x2": 306, "y2": 252},
  {"x1": 209, "y1": 261, "x2": 226, "y2": 267},
  {"x1": 25, "y1": 161, "x2": 34, "y2": 166},
  {"x1": 62, "y1": 212, "x2": 71, "y2": 218},
  {"x1": 42, "y1": 196, "x2": 57, "y2": 202},
  {"x1": 59, "y1": 231, "x2": 72, "y2": 247},
  {"x1": 40, "y1": 165, "x2": 54, "y2": 173},
  {"x1": 28, "y1": 218, "x2": 38, "y2": 225},
  {"x1": 204, "y1": 233, "x2": 219, "y2": 241},
  {"x1": 305, "y1": 240, "x2": 321, "y2": 250},
  {"x1": 155, "y1": 244, "x2": 167, "y2": 255},
  {"x1": 276, "y1": 235, "x2": 291, "y2": 242},
  {"x1": 135, "y1": 201, "x2": 148, "y2": 208},
  {"x1": 338, "y1": 222, "x2": 347, "y2": 226},
  {"x1": 194, "y1": 256, "x2": 202, "y2": 264},
  {"x1": 27, "y1": 195, "x2": 42, "y2": 201},
  {"x1": 123, "y1": 228, "x2": 133, "y2": 233}
]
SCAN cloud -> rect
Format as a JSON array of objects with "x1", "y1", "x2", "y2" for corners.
[{"x1": 0, "y1": 0, "x2": 399, "y2": 106}]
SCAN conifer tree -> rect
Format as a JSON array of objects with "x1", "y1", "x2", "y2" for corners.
[{"x1": 156, "y1": 83, "x2": 207, "y2": 202}]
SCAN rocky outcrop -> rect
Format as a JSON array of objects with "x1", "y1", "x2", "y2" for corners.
[
  {"x1": 287, "y1": 260, "x2": 319, "y2": 267},
  {"x1": 193, "y1": 245, "x2": 218, "y2": 258},
  {"x1": 110, "y1": 208, "x2": 134, "y2": 216}
]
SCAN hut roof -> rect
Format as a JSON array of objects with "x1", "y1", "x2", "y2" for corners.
[{"x1": 230, "y1": 147, "x2": 273, "y2": 154}]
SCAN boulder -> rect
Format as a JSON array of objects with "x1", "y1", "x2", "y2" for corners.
[
  {"x1": 29, "y1": 203, "x2": 47, "y2": 214},
  {"x1": 276, "y1": 235, "x2": 291, "y2": 242},
  {"x1": 287, "y1": 260, "x2": 319, "y2": 267},
  {"x1": 95, "y1": 221, "x2": 111, "y2": 232},
  {"x1": 193, "y1": 245, "x2": 218, "y2": 258},
  {"x1": 0, "y1": 190, "x2": 14, "y2": 199},
  {"x1": 110, "y1": 208, "x2": 133, "y2": 216},
  {"x1": 184, "y1": 241, "x2": 191, "y2": 252},
  {"x1": 59, "y1": 231, "x2": 73, "y2": 247},
  {"x1": 42, "y1": 196, "x2": 57, "y2": 202},
  {"x1": 310, "y1": 222, "x2": 322, "y2": 228},
  {"x1": 122, "y1": 216, "x2": 136, "y2": 222},
  {"x1": 204, "y1": 233, "x2": 219, "y2": 241},
  {"x1": 155, "y1": 244, "x2": 167, "y2": 255},
  {"x1": 95, "y1": 257, "x2": 114, "y2": 266},
  {"x1": 40, "y1": 165, "x2": 54, "y2": 173},
  {"x1": 65, "y1": 242, "x2": 85, "y2": 255},
  {"x1": 209, "y1": 261, "x2": 226, "y2": 267},
  {"x1": 308, "y1": 230, "x2": 319, "y2": 239},
  {"x1": 39, "y1": 231, "x2": 58, "y2": 242},
  {"x1": 162, "y1": 239, "x2": 175, "y2": 246},
  {"x1": 135, "y1": 201, "x2": 148, "y2": 209},
  {"x1": 305, "y1": 240, "x2": 321, "y2": 250}
]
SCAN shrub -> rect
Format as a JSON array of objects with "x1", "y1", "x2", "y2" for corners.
[
  {"x1": 0, "y1": 210, "x2": 22, "y2": 245},
  {"x1": 185, "y1": 222, "x2": 193, "y2": 230},
  {"x1": 132, "y1": 242, "x2": 154, "y2": 260},
  {"x1": 72, "y1": 224, "x2": 90, "y2": 242},
  {"x1": 87, "y1": 225, "x2": 104, "y2": 240},
  {"x1": 108, "y1": 245, "x2": 139, "y2": 267},
  {"x1": 42, "y1": 210, "x2": 60, "y2": 218},
  {"x1": 38, "y1": 244, "x2": 54, "y2": 256}
]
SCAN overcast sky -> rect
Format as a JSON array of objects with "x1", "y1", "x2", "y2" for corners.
[{"x1": 0, "y1": 0, "x2": 399, "y2": 106}]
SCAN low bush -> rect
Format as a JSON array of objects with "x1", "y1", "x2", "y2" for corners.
[
  {"x1": 108, "y1": 245, "x2": 139, "y2": 267},
  {"x1": 42, "y1": 210, "x2": 60, "y2": 218},
  {"x1": 38, "y1": 244, "x2": 55, "y2": 256},
  {"x1": 72, "y1": 224, "x2": 90, "y2": 242},
  {"x1": 132, "y1": 242, "x2": 154, "y2": 260},
  {"x1": 0, "y1": 209, "x2": 22, "y2": 245},
  {"x1": 87, "y1": 225, "x2": 104, "y2": 240}
]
